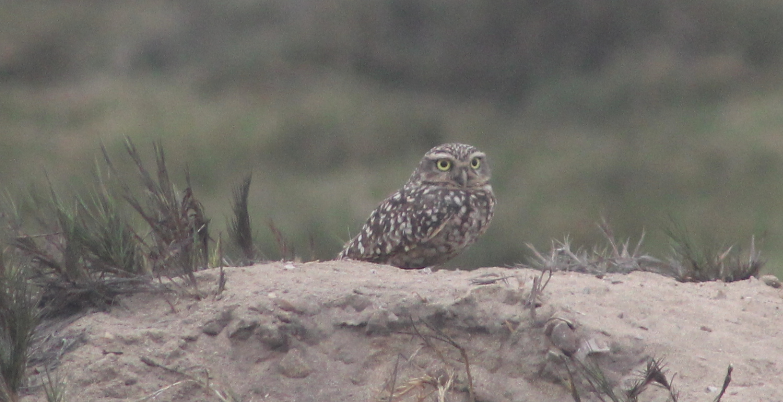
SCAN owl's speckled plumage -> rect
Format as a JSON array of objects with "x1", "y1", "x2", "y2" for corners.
[{"x1": 338, "y1": 143, "x2": 495, "y2": 269}]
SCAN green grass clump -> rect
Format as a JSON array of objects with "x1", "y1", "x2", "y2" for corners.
[
  {"x1": 2, "y1": 139, "x2": 212, "y2": 316},
  {"x1": 664, "y1": 222, "x2": 764, "y2": 282},
  {"x1": 0, "y1": 252, "x2": 39, "y2": 402},
  {"x1": 7, "y1": 180, "x2": 147, "y2": 314},
  {"x1": 0, "y1": 139, "x2": 223, "y2": 402}
]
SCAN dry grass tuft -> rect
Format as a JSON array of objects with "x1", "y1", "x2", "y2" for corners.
[
  {"x1": 523, "y1": 218, "x2": 662, "y2": 276},
  {"x1": 104, "y1": 139, "x2": 210, "y2": 282},
  {"x1": 561, "y1": 355, "x2": 684, "y2": 402},
  {"x1": 524, "y1": 218, "x2": 764, "y2": 283}
]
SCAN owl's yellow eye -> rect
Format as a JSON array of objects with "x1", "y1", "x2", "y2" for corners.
[
  {"x1": 470, "y1": 157, "x2": 481, "y2": 169},
  {"x1": 436, "y1": 159, "x2": 452, "y2": 171}
]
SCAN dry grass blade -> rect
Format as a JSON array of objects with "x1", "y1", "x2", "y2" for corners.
[
  {"x1": 389, "y1": 375, "x2": 436, "y2": 400},
  {"x1": 560, "y1": 355, "x2": 582, "y2": 402},
  {"x1": 409, "y1": 317, "x2": 475, "y2": 402},
  {"x1": 41, "y1": 366, "x2": 68, "y2": 402},
  {"x1": 182, "y1": 178, "x2": 210, "y2": 279},
  {"x1": 527, "y1": 268, "x2": 551, "y2": 322},
  {"x1": 381, "y1": 354, "x2": 402, "y2": 402},
  {"x1": 268, "y1": 220, "x2": 295, "y2": 261},
  {"x1": 133, "y1": 379, "x2": 198, "y2": 402},
  {"x1": 713, "y1": 365, "x2": 732, "y2": 402},
  {"x1": 625, "y1": 358, "x2": 678, "y2": 401},
  {"x1": 217, "y1": 233, "x2": 227, "y2": 294},
  {"x1": 469, "y1": 273, "x2": 513, "y2": 285},
  {"x1": 228, "y1": 174, "x2": 257, "y2": 264},
  {"x1": 44, "y1": 181, "x2": 85, "y2": 283},
  {"x1": 574, "y1": 357, "x2": 620, "y2": 402},
  {"x1": 436, "y1": 370, "x2": 454, "y2": 402},
  {"x1": 140, "y1": 356, "x2": 240, "y2": 402},
  {"x1": 597, "y1": 217, "x2": 646, "y2": 261}
]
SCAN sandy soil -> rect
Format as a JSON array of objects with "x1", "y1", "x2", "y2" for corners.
[{"x1": 18, "y1": 261, "x2": 783, "y2": 402}]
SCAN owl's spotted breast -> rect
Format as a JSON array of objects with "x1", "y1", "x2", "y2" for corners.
[{"x1": 338, "y1": 143, "x2": 495, "y2": 269}]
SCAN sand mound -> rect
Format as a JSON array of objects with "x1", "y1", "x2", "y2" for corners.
[{"x1": 19, "y1": 261, "x2": 783, "y2": 401}]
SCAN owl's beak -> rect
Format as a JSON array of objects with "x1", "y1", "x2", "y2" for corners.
[{"x1": 455, "y1": 168, "x2": 468, "y2": 187}]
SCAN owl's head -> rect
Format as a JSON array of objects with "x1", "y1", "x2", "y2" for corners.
[{"x1": 409, "y1": 143, "x2": 491, "y2": 188}]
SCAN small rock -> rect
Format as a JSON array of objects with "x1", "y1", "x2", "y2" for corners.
[
  {"x1": 202, "y1": 321, "x2": 227, "y2": 336},
  {"x1": 352, "y1": 287, "x2": 374, "y2": 296},
  {"x1": 116, "y1": 332, "x2": 143, "y2": 345},
  {"x1": 257, "y1": 323, "x2": 288, "y2": 350},
  {"x1": 335, "y1": 349, "x2": 356, "y2": 364},
  {"x1": 349, "y1": 373, "x2": 365, "y2": 385},
  {"x1": 103, "y1": 380, "x2": 132, "y2": 398},
  {"x1": 202, "y1": 307, "x2": 236, "y2": 336},
  {"x1": 366, "y1": 309, "x2": 394, "y2": 335},
  {"x1": 275, "y1": 297, "x2": 320, "y2": 315},
  {"x1": 275, "y1": 298, "x2": 299, "y2": 313},
  {"x1": 275, "y1": 311, "x2": 293, "y2": 323},
  {"x1": 278, "y1": 349, "x2": 312, "y2": 379},
  {"x1": 576, "y1": 337, "x2": 610, "y2": 360},
  {"x1": 468, "y1": 284, "x2": 504, "y2": 300},
  {"x1": 144, "y1": 329, "x2": 167, "y2": 344},
  {"x1": 546, "y1": 320, "x2": 578, "y2": 356},
  {"x1": 181, "y1": 329, "x2": 200, "y2": 342},
  {"x1": 164, "y1": 339, "x2": 185, "y2": 359},
  {"x1": 502, "y1": 289, "x2": 524, "y2": 305},
  {"x1": 333, "y1": 307, "x2": 373, "y2": 327},
  {"x1": 329, "y1": 294, "x2": 373, "y2": 312},
  {"x1": 228, "y1": 319, "x2": 259, "y2": 341},
  {"x1": 760, "y1": 275, "x2": 781, "y2": 288}
]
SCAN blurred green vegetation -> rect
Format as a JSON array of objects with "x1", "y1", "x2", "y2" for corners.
[{"x1": 2, "y1": 0, "x2": 783, "y2": 273}]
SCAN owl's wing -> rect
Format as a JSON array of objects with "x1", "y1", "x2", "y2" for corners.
[{"x1": 339, "y1": 187, "x2": 459, "y2": 263}]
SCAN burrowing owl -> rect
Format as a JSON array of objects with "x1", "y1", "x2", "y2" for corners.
[{"x1": 338, "y1": 143, "x2": 495, "y2": 269}]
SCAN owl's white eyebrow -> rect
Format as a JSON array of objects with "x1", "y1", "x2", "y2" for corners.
[
  {"x1": 426, "y1": 152, "x2": 455, "y2": 160},
  {"x1": 469, "y1": 152, "x2": 486, "y2": 159}
]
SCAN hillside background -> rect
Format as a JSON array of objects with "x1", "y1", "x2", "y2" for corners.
[{"x1": 2, "y1": 0, "x2": 782, "y2": 274}]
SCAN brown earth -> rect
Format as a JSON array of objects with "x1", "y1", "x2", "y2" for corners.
[{"x1": 18, "y1": 261, "x2": 783, "y2": 402}]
